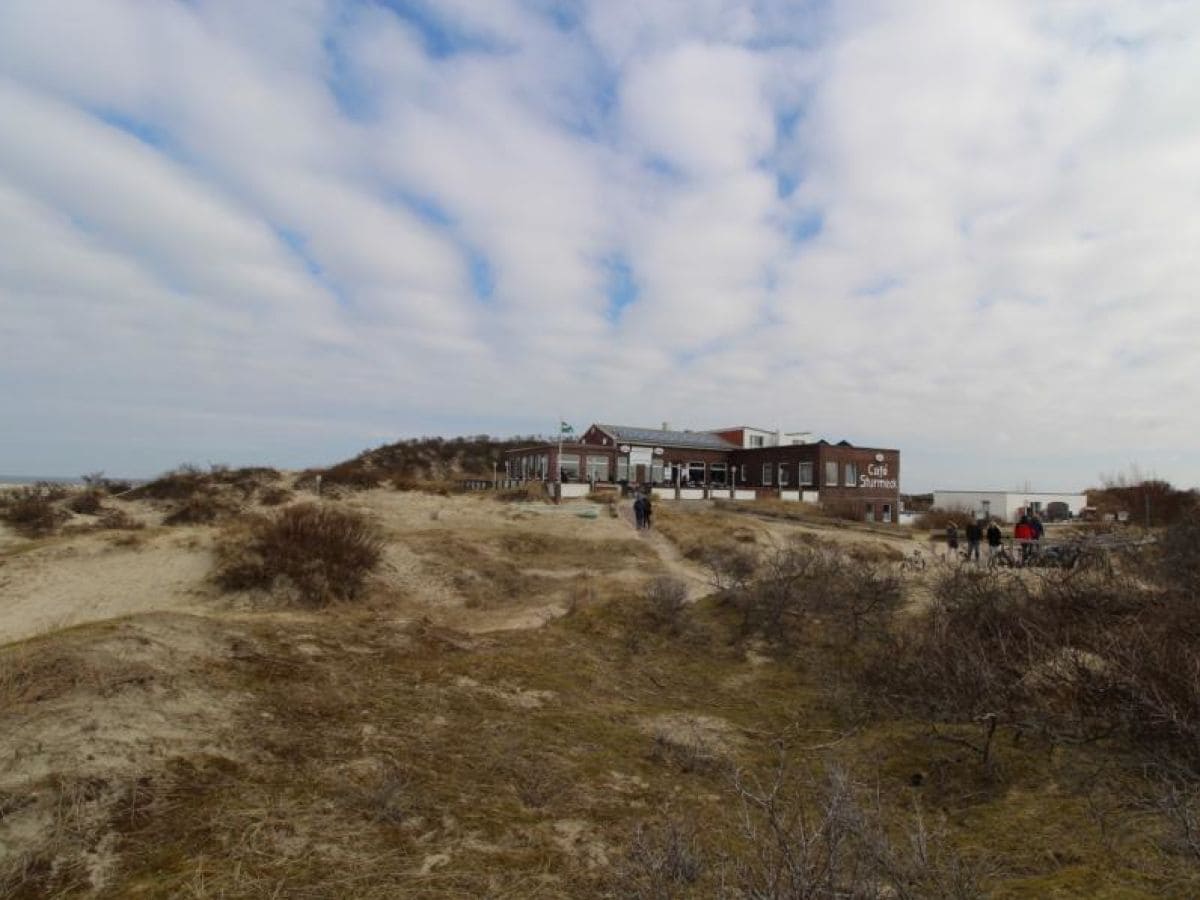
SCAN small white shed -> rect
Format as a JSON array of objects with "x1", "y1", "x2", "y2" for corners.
[{"x1": 932, "y1": 490, "x2": 1088, "y2": 523}]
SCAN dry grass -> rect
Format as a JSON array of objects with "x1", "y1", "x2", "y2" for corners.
[
  {"x1": 653, "y1": 505, "x2": 766, "y2": 560},
  {"x1": 4, "y1": 493, "x2": 1200, "y2": 897}
]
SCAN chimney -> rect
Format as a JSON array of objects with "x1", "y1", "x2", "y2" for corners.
[{"x1": 662, "y1": 421, "x2": 671, "y2": 432}]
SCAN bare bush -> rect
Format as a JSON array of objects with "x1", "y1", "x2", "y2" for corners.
[
  {"x1": 163, "y1": 491, "x2": 236, "y2": 525},
  {"x1": 258, "y1": 485, "x2": 294, "y2": 506},
  {"x1": 725, "y1": 758, "x2": 983, "y2": 899},
  {"x1": 67, "y1": 489, "x2": 104, "y2": 515},
  {"x1": 725, "y1": 540, "x2": 902, "y2": 649},
  {"x1": 853, "y1": 561, "x2": 1200, "y2": 768},
  {"x1": 702, "y1": 543, "x2": 759, "y2": 593},
  {"x1": 616, "y1": 819, "x2": 705, "y2": 898},
  {"x1": 126, "y1": 464, "x2": 209, "y2": 500},
  {"x1": 214, "y1": 504, "x2": 384, "y2": 605},
  {"x1": 1159, "y1": 510, "x2": 1200, "y2": 592},
  {"x1": 644, "y1": 576, "x2": 690, "y2": 634},
  {"x1": 0, "y1": 486, "x2": 69, "y2": 536}
]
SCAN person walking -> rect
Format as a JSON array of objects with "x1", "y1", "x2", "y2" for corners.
[
  {"x1": 642, "y1": 492, "x2": 653, "y2": 531},
  {"x1": 633, "y1": 491, "x2": 646, "y2": 530},
  {"x1": 965, "y1": 519, "x2": 983, "y2": 564},
  {"x1": 986, "y1": 520, "x2": 1002, "y2": 563},
  {"x1": 945, "y1": 522, "x2": 959, "y2": 561}
]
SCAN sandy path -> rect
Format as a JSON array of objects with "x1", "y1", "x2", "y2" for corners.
[
  {"x1": 0, "y1": 532, "x2": 213, "y2": 646},
  {"x1": 618, "y1": 500, "x2": 712, "y2": 601}
]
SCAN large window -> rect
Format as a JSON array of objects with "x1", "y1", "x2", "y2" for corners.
[
  {"x1": 559, "y1": 454, "x2": 581, "y2": 481},
  {"x1": 616, "y1": 457, "x2": 629, "y2": 482},
  {"x1": 709, "y1": 463, "x2": 727, "y2": 485},
  {"x1": 762, "y1": 463, "x2": 773, "y2": 486},
  {"x1": 844, "y1": 462, "x2": 858, "y2": 487},
  {"x1": 798, "y1": 461, "x2": 814, "y2": 485},
  {"x1": 750, "y1": 435, "x2": 765, "y2": 447},
  {"x1": 586, "y1": 455, "x2": 609, "y2": 482},
  {"x1": 778, "y1": 463, "x2": 789, "y2": 486},
  {"x1": 825, "y1": 461, "x2": 839, "y2": 486},
  {"x1": 687, "y1": 462, "x2": 706, "y2": 485}
]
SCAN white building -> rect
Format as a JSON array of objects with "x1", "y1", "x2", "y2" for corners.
[{"x1": 932, "y1": 490, "x2": 1089, "y2": 523}]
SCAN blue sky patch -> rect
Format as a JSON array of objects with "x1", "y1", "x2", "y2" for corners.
[
  {"x1": 602, "y1": 254, "x2": 638, "y2": 323},
  {"x1": 375, "y1": 0, "x2": 507, "y2": 58},
  {"x1": 94, "y1": 110, "x2": 170, "y2": 150},
  {"x1": 468, "y1": 249, "x2": 495, "y2": 301}
]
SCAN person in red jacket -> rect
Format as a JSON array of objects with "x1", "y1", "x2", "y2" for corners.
[{"x1": 1014, "y1": 516, "x2": 1033, "y2": 564}]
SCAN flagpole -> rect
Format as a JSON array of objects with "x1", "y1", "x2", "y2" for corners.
[{"x1": 556, "y1": 416, "x2": 563, "y2": 504}]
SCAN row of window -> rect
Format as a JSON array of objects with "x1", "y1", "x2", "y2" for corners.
[
  {"x1": 760, "y1": 461, "x2": 860, "y2": 487},
  {"x1": 510, "y1": 456, "x2": 867, "y2": 488}
]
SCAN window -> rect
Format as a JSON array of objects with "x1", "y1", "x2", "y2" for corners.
[
  {"x1": 559, "y1": 454, "x2": 581, "y2": 481},
  {"x1": 750, "y1": 435, "x2": 765, "y2": 448},
  {"x1": 687, "y1": 462, "x2": 706, "y2": 485},
  {"x1": 844, "y1": 462, "x2": 858, "y2": 487},
  {"x1": 778, "y1": 464, "x2": 789, "y2": 486},
  {"x1": 616, "y1": 457, "x2": 629, "y2": 482},
  {"x1": 651, "y1": 461, "x2": 664, "y2": 484},
  {"x1": 709, "y1": 463, "x2": 727, "y2": 485},
  {"x1": 798, "y1": 461, "x2": 814, "y2": 485},
  {"x1": 586, "y1": 455, "x2": 609, "y2": 482},
  {"x1": 762, "y1": 463, "x2": 773, "y2": 486},
  {"x1": 825, "y1": 461, "x2": 838, "y2": 486},
  {"x1": 864, "y1": 503, "x2": 875, "y2": 522}
]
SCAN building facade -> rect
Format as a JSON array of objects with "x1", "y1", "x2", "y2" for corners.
[
  {"x1": 932, "y1": 490, "x2": 1088, "y2": 523},
  {"x1": 504, "y1": 423, "x2": 901, "y2": 523}
]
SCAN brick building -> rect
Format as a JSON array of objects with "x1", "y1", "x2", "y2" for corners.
[{"x1": 504, "y1": 422, "x2": 900, "y2": 523}]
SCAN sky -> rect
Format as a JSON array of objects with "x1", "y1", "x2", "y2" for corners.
[{"x1": 1, "y1": 0, "x2": 1198, "y2": 492}]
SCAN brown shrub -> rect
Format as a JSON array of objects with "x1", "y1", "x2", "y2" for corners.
[
  {"x1": 0, "y1": 486, "x2": 69, "y2": 537},
  {"x1": 67, "y1": 490, "x2": 104, "y2": 515},
  {"x1": 1159, "y1": 510, "x2": 1200, "y2": 593},
  {"x1": 853, "y1": 561, "x2": 1200, "y2": 768},
  {"x1": 258, "y1": 485, "x2": 294, "y2": 507},
  {"x1": 126, "y1": 465, "x2": 209, "y2": 500},
  {"x1": 643, "y1": 576, "x2": 690, "y2": 634},
  {"x1": 163, "y1": 491, "x2": 236, "y2": 525},
  {"x1": 214, "y1": 504, "x2": 384, "y2": 605}
]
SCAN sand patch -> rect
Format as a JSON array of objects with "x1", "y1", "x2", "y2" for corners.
[{"x1": 0, "y1": 531, "x2": 214, "y2": 646}]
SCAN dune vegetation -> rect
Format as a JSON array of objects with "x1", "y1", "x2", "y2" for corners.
[{"x1": 0, "y1": 467, "x2": 1198, "y2": 897}]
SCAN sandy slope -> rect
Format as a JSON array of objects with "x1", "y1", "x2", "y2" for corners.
[{"x1": 0, "y1": 528, "x2": 214, "y2": 646}]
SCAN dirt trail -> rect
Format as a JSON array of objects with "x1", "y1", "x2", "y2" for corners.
[{"x1": 618, "y1": 500, "x2": 711, "y2": 601}]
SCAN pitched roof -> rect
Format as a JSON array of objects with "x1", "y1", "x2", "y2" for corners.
[{"x1": 594, "y1": 424, "x2": 738, "y2": 451}]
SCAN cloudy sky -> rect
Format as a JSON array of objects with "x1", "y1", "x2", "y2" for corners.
[{"x1": 2, "y1": 0, "x2": 1198, "y2": 491}]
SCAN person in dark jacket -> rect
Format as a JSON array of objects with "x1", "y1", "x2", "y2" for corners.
[
  {"x1": 633, "y1": 492, "x2": 646, "y2": 529},
  {"x1": 945, "y1": 523, "x2": 959, "y2": 560},
  {"x1": 965, "y1": 520, "x2": 983, "y2": 563},
  {"x1": 986, "y1": 520, "x2": 1002, "y2": 563},
  {"x1": 642, "y1": 492, "x2": 653, "y2": 530}
]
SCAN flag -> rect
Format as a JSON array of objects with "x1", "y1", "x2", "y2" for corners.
[{"x1": 560, "y1": 421, "x2": 574, "y2": 435}]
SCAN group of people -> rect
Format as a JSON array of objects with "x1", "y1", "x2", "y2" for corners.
[
  {"x1": 633, "y1": 489, "x2": 654, "y2": 530},
  {"x1": 945, "y1": 512, "x2": 1045, "y2": 564}
]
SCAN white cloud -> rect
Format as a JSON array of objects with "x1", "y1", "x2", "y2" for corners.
[{"x1": 0, "y1": 0, "x2": 1198, "y2": 490}]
